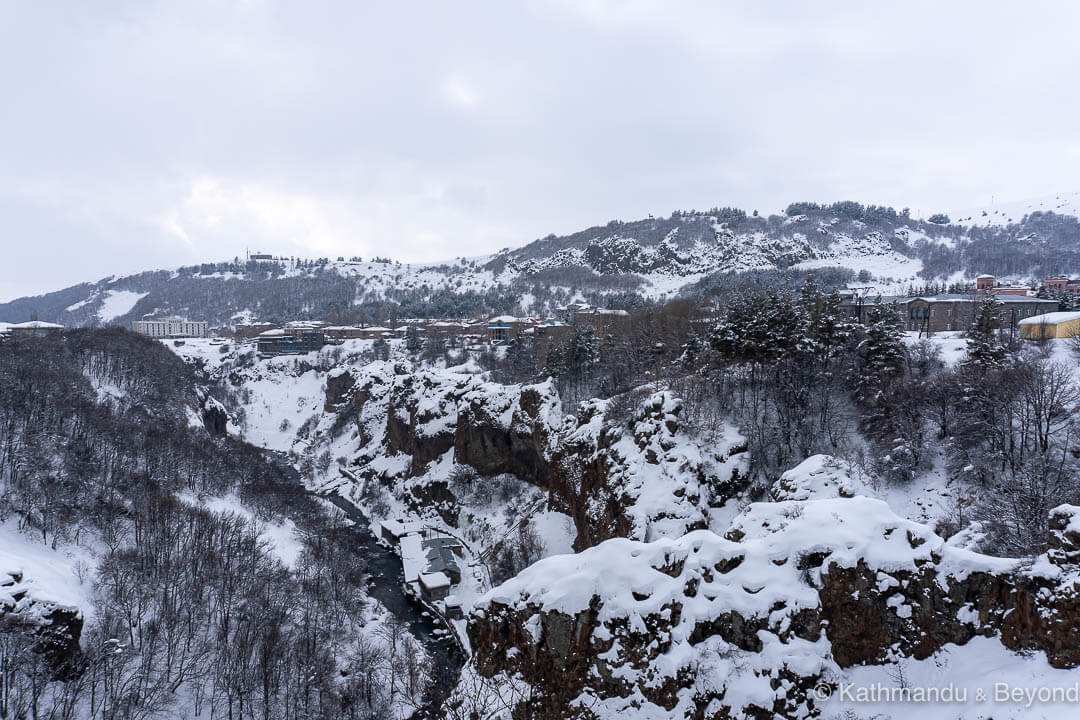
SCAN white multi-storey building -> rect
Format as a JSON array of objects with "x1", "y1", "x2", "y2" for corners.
[{"x1": 131, "y1": 317, "x2": 209, "y2": 338}]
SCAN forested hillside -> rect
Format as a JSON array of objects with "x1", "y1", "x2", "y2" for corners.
[
  {"x1": 7, "y1": 200, "x2": 1080, "y2": 329},
  {"x1": 0, "y1": 330, "x2": 429, "y2": 720}
]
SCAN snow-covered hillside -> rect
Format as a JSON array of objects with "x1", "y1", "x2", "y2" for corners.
[
  {"x1": 14, "y1": 197, "x2": 1080, "y2": 329},
  {"x1": 953, "y1": 191, "x2": 1080, "y2": 227}
]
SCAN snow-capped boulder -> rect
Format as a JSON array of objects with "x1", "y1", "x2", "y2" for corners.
[
  {"x1": 0, "y1": 572, "x2": 83, "y2": 680},
  {"x1": 465, "y1": 492, "x2": 1080, "y2": 718},
  {"x1": 768, "y1": 454, "x2": 866, "y2": 502}
]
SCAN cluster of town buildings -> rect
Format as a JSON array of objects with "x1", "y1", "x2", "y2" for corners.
[
  {"x1": 839, "y1": 274, "x2": 1080, "y2": 338},
  {"x1": 112, "y1": 304, "x2": 632, "y2": 357},
  {"x1": 12, "y1": 273, "x2": 1080, "y2": 349},
  {"x1": 232, "y1": 304, "x2": 632, "y2": 357}
]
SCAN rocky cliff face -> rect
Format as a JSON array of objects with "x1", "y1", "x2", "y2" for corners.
[
  {"x1": 546, "y1": 392, "x2": 748, "y2": 551},
  {"x1": 999, "y1": 505, "x2": 1080, "y2": 668},
  {"x1": 324, "y1": 363, "x2": 562, "y2": 524},
  {"x1": 199, "y1": 391, "x2": 229, "y2": 436},
  {"x1": 1, "y1": 572, "x2": 84, "y2": 680},
  {"x1": 454, "y1": 386, "x2": 554, "y2": 486},
  {"x1": 330, "y1": 363, "x2": 560, "y2": 485},
  {"x1": 463, "y1": 456, "x2": 1080, "y2": 719},
  {"x1": 326, "y1": 367, "x2": 747, "y2": 547}
]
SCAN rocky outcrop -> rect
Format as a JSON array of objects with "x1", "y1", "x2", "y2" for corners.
[
  {"x1": 453, "y1": 386, "x2": 554, "y2": 486},
  {"x1": 465, "y1": 481, "x2": 1080, "y2": 719},
  {"x1": 999, "y1": 504, "x2": 1080, "y2": 667},
  {"x1": 329, "y1": 364, "x2": 745, "y2": 558},
  {"x1": 547, "y1": 392, "x2": 748, "y2": 551},
  {"x1": 194, "y1": 388, "x2": 229, "y2": 436},
  {"x1": 323, "y1": 367, "x2": 357, "y2": 412},
  {"x1": 817, "y1": 560, "x2": 1010, "y2": 667},
  {"x1": 0, "y1": 572, "x2": 84, "y2": 680},
  {"x1": 330, "y1": 362, "x2": 560, "y2": 484}
]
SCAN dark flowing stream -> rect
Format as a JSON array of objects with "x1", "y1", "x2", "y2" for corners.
[{"x1": 269, "y1": 453, "x2": 465, "y2": 718}]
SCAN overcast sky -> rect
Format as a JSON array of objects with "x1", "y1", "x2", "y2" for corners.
[{"x1": 3, "y1": 1, "x2": 1080, "y2": 300}]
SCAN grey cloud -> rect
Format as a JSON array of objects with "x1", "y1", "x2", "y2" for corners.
[{"x1": 3, "y1": 0, "x2": 1079, "y2": 299}]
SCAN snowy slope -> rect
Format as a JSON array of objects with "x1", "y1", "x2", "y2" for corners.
[
  {"x1": 97, "y1": 289, "x2": 148, "y2": 323},
  {"x1": 15, "y1": 197, "x2": 1080, "y2": 330},
  {"x1": 953, "y1": 191, "x2": 1080, "y2": 227},
  {"x1": 0, "y1": 519, "x2": 96, "y2": 615}
]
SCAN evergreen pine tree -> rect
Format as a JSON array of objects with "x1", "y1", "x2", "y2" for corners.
[
  {"x1": 680, "y1": 330, "x2": 704, "y2": 369},
  {"x1": 502, "y1": 334, "x2": 537, "y2": 383},
  {"x1": 855, "y1": 303, "x2": 906, "y2": 405},
  {"x1": 964, "y1": 296, "x2": 1007, "y2": 370},
  {"x1": 404, "y1": 325, "x2": 424, "y2": 355},
  {"x1": 800, "y1": 279, "x2": 852, "y2": 367}
]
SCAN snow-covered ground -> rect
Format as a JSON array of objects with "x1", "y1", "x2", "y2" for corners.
[
  {"x1": 177, "y1": 492, "x2": 304, "y2": 567},
  {"x1": 903, "y1": 330, "x2": 969, "y2": 365},
  {"x1": 823, "y1": 635, "x2": 1080, "y2": 719},
  {"x1": 97, "y1": 289, "x2": 147, "y2": 323},
  {"x1": 0, "y1": 518, "x2": 97, "y2": 616},
  {"x1": 954, "y1": 191, "x2": 1080, "y2": 227},
  {"x1": 62, "y1": 288, "x2": 148, "y2": 322}
]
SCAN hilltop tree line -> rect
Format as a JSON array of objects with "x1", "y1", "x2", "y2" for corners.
[{"x1": 10, "y1": 201, "x2": 1080, "y2": 331}]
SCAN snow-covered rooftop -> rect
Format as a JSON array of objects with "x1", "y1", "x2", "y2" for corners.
[
  {"x1": 488, "y1": 315, "x2": 521, "y2": 324},
  {"x1": 380, "y1": 518, "x2": 426, "y2": 539},
  {"x1": 400, "y1": 534, "x2": 426, "y2": 585},
  {"x1": 1018, "y1": 311, "x2": 1080, "y2": 326},
  {"x1": 420, "y1": 572, "x2": 450, "y2": 590},
  {"x1": 9, "y1": 320, "x2": 64, "y2": 329}
]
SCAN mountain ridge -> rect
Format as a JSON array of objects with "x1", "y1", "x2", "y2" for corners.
[{"x1": 7, "y1": 198, "x2": 1080, "y2": 327}]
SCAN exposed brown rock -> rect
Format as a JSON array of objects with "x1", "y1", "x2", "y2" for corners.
[
  {"x1": 0, "y1": 585, "x2": 84, "y2": 681},
  {"x1": 323, "y1": 368, "x2": 357, "y2": 412},
  {"x1": 464, "y1": 503, "x2": 1080, "y2": 720}
]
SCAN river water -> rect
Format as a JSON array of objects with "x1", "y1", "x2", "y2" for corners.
[
  {"x1": 320, "y1": 492, "x2": 466, "y2": 718},
  {"x1": 266, "y1": 451, "x2": 465, "y2": 717}
]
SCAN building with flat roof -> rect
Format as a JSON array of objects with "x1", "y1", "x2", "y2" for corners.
[
  {"x1": 1046, "y1": 276, "x2": 1080, "y2": 294},
  {"x1": 487, "y1": 315, "x2": 537, "y2": 345},
  {"x1": 571, "y1": 307, "x2": 631, "y2": 335},
  {"x1": 256, "y1": 326, "x2": 326, "y2": 356},
  {"x1": 841, "y1": 294, "x2": 1059, "y2": 334},
  {"x1": 8, "y1": 320, "x2": 64, "y2": 337},
  {"x1": 324, "y1": 325, "x2": 399, "y2": 341},
  {"x1": 901, "y1": 294, "x2": 1057, "y2": 333},
  {"x1": 132, "y1": 317, "x2": 208, "y2": 338},
  {"x1": 1019, "y1": 311, "x2": 1080, "y2": 340},
  {"x1": 233, "y1": 322, "x2": 278, "y2": 339},
  {"x1": 974, "y1": 274, "x2": 1031, "y2": 296}
]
